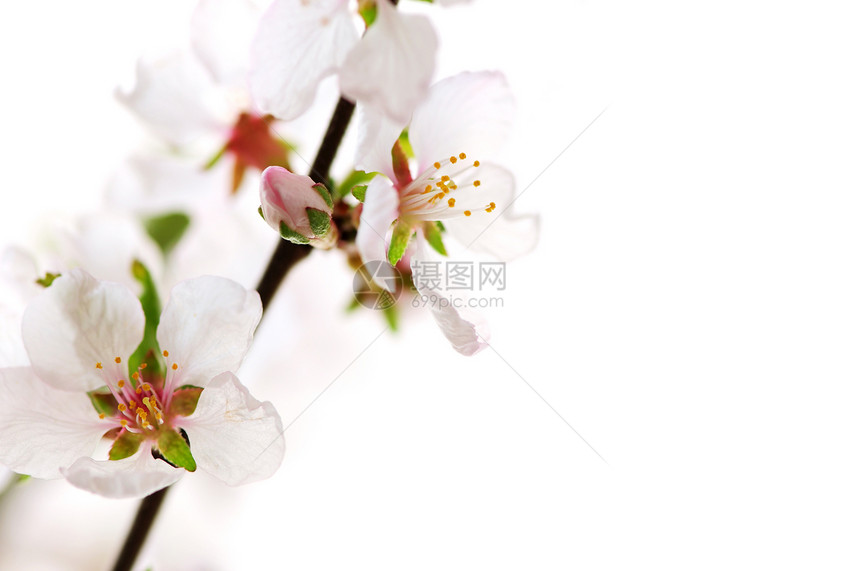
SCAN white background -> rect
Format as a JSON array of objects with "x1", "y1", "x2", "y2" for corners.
[{"x1": 1, "y1": 0, "x2": 859, "y2": 569}]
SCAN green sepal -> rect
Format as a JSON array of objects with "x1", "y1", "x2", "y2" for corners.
[
  {"x1": 436, "y1": 221, "x2": 446, "y2": 232},
  {"x1": 307, "y1": 208, "x2": 331, "y2": 237},
  {"x1": 203, "y1": 144, "x2": 227, "y2": 170},
  {"x1": 311, "y1": 183, "x2": 334, "y2": 209},
  {"x1": 109, "y1": 431, "x2": 144, "y2": 461},
  {"x1": 351, "y1": 185, "x2": 368, "y2": 203},
  {"x1": 35, "y1": 272, "x2": 61, "y2": 288},
  {"x1": 345, "y1": 297, "x2": 361, "y2": 313},
  {"x1": 144, "y1": 212, "x2": 191, "y2": 257},
  {"x1": 337, "y1": 170, "x2": 376, "y2": 200},
  {"x1": 388, "y1": 220, "x2": 414, "y2": 266},
  {"x1": 279, "y1": 221, "x2": 310, "y2": 245},
  {"x1": 383, "y1": 304, "x2": 399, "y2": 331},
  {"x1": 157, "y1": 430, "x2": 197, "y2": 472},
  {"x1": 398, "y1": 129, "x2": 415, "y2": 159},
  {"x1": 88, "y1": 388, "x2": 118, "y2": 417},
  {"x1": 169, "y1": 386, "x2": 204, "y2": 417},
  {"x1": 128, "y1": 260, "x2": 163, "y2": 379},
  {"x1": 258, "y1": 206, "x2": 266, "y2": 221},
  {"x1": 423, "y1": 221, "x2": 448, "y2": 256},
  {"x1": 358, "y1": 0, "x2": 377, "y2": 27}
]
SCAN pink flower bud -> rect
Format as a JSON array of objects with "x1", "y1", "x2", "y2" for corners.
[{"x1": 259, "y1": 166, "x2": 335, "y2": 247}]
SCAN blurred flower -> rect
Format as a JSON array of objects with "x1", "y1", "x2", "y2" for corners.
[
  {"x1": 354, "y1": 71, "x2": 539, "y2": 355},
  {"x1": 250, "y1": 0, "x2": 437, "y2": 123},
  {"x1": 0, "y1": 269, "x2": 284, "y2": 499},
  {"x1": 259, "y1": 166, "x2": 336, "y2": 247}
]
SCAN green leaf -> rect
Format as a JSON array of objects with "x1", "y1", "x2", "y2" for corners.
[
  {"x1": 351, "y1": 184, "x2": 368, "y2": 203},
  {"x1": 203, "y1": 144, "x2": 227, "y2": 170},
  {"x1": 35, "y1": 272, "x2": 61, "y2": 288},
  {"x1": 109, "y1": 431, "x2": 144, "y2": 461},
  {"x1": 311, "y1": 182, "x2": 333, "y2": 208},
  {"x1": 337, "y1": 170, "x2": 377, "y2": 201},
  {"x1": 279, "y1": 221, "x2": 311, "y2": 245},
  {"x1": 128, "y1": 260, "x2": 163, "y2": 379},
  {"x1": 388, "y1": 220, "x2": 414, "y2": 266},
  {"x1": 169, "y1": 386, "x2": 204, "y2": 417},
  {"x1": 144, "y1": 212, "x2": 191, "y2": 257},
  {"x1": 88, "y1": 388, "x2": 118, "y2": 417},
  {"x1": 423, "y1": 221, "x2": 448, "y2": 256},
  {"x1": 358, "y1": 1, "x2": 377, "y2": 27},
  {"x1": 157, "y1": 430, "x2": 197, "y2": 472},
  {"x1": 306, "y1": 208, "x2": 331, "y2": 237}
]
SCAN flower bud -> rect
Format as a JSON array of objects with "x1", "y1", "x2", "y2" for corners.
[{"x1": 259, "y1": 166, "x2": 336, "y2": 248}]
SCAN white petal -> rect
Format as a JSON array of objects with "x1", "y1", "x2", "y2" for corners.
[
  {"x1": 354, "y1": 103, "x2": 403, "y2": 180},
  {"x1": 249, "y1": 0, "x2": 358, "y2": 120},
  {"x1": 22, "y1": 269, "x2": 145, "y2": 392},
  {"x1": 339, "y1": 0, "x2": 437, "y2": 124},
  {"x1": 62, "y1": 451, "x2": 183, "y2": 499},
  {"x1": 411, "y1": 242, "x2": 489, "y2": 356},
  {"x1": 191, "y1": 0, "x2": 262, "y2": 87},
  {"x1": 0, "y1": 247, "x2": 40, "y2": 367},
  {"x1": 117, "y1": 51, "x2": 230, "y2": 147},
  {"x1": 157, "y1": 276, "x2": 261, "y2": 390},
  {"x1": 0, "y1": 368, "x2": 104, "y2": 479},
  {"x1": 356, "y1": 176, "x2": 399, "y2": 291},
  {"x1": 444, "y1": 163, "x2": 540, "y2": 260},
  {"x1": 179, "y1": 372, "x2": 284, "y2": 486},
  {"x1": 409, "y1": 71, "x2": 515, "y2": 173}
]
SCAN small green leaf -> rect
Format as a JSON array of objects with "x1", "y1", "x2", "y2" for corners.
[
  {"x1": 169, "y1": 386, "x2": 204, "y2": 417},
  {"x1": 351, "y1": 184, "x2": 368, "y2": 203},
  {"x1": 157, "y1": 430, "x2": 197, "y2": 472},
  {"x1": 258, "y1": 206, "x2": 266, "y2": 220},
  {"x1": 358, "y1": 1, "x2": 377, "y2": 27},
  {"x1": 306, "y1": 208, "x2": 331, "y2": 237},
  {"x1": 388, "y1": 220, "x2": 414, "y2": 266},
  {"x1": 129, "y1": 260, "x2": 163, "y2": 379},
  {"x1": 382, "y1": 304, "x2": 399, "y2": 331},
  {"x1": 109, "y1": 431, "x2": 144, "y2": 461},
  {"x1": 311, "y1": 182, "x2": 333, "y2": 208},
  {"x1": 203, "y1": 144, "x2": 227, "y2": 170},
  {"x1": 423, "y1": 221, "x2": 448, "y2": 256},
  {"x1": 88, "y1": 388, "x2": 118, "y2": 417},
  {"x1": 144, "y1": 212, "x2": 191, "y2": 257},
  {"x1": 35, "y1": 272, "x2": 61, "y2": 288},
  {"x1": 337, "y1": 170, "x2": 376, "y2": 200},
  {"x1": 279, "y1": 221, "x2": 311, "y2": 245}
]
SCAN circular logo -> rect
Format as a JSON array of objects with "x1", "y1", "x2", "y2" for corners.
[{"x1": 352, "y1": 260, "x2": 403, "y2": 310}]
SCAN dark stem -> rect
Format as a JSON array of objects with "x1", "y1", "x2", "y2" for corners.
[
  {"x1": 255, "y1": 96, "x2": 356, "y2": 312},
  {"x1": 110, "y1": 96, "x2": 356, "y2": 571},
  {"x1": 110, "y1": 486, "x2": 168, "y2": 571}
]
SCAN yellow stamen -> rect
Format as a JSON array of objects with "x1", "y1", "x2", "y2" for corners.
[
  {"x1": 473, "y1": 160, "x2": 480, "y2": 167},
  {"x1": 117, "y1": 380, "x2": 125, "y2": 388},
  {"x1": 114, "y1": 357, "x2": 121, "y2": 364},
  {"x1": 441, "y1": 175, "x2": 450, "y2": 182},
  {"x1": 132, "y1": 371, "x2": 139, "y2": 381},
  {"x1": 473, "y1": 180, "x2": 481, "y2": 187},
  {"x1": 98, "y1": 413, "x2": 105, "y2": 419},
  {"x1": 449, "y1": 156, "x2": 457, "y2": 164},
  {"x1": 172, "y1": 363, "x2": 178, "y2": 370},
  {"x1": 459, "y1": 152, "x2": 466, "y2": 159},
  {"x1": 433, "y1": 161, "x2": 441, "y2": 169},
  {"x1": 118, "y1": 403, "x2": 127, "y2": 412},
  {"x1": 95, "y1": 362, "x2": 102, "y2": 369},
  {"x1": 464, "y1": 210, "x2": 472, "y2": 217},
  {"x1": 485, "y1": 202, "x2": 496, "y2": 213},
  {"x1": 142, "y1": 383, "x2": 152, "y2": 392},
  {"x1": 448, "y1": 198, "x2": 456, "y2": 207}
]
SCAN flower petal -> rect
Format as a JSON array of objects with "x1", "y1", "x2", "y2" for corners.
[
  {"x1": 411, "y1": 241, "x2": 489, "y2": 356},
  {"x1": 0, "y1": 247, "x2": 40, "y2": 367},
  {"x1": 0, "y1": 367, "x2": 104, "y2": 479},
  {"x1": 409, "y1": 71, "x2": 515, "y2": 173},
  {"x1": 356, "y1": 176, "x2": 399, "y2": 291},
  {"x1": 157, "y1": 276, "x2": 261, "y2": 391},
  {"x1": 62, "y1": 451, "x2": 183, "y2": 499},
  {"x1": 354, "y1": 103, "x2": 402, "y2": 180},
  {"x1": 444, "y1": 163, "x2": 540, "y2": 260},
  {"x1": 339, "y1": 0, "x2": 437, "y2": 124},
  {"x1": 249, "y1": 0, "x2": 358, "y2": 120},
  {"x1": 116, "y1": 51, "x2": 230, "y2": 147},
  {"x1": 22, "y1": 269, "x2": 145, "y2": 392},
  {"x1": 179, "y1": 372, "x2": 284, "y2": 486},
  {"x1": 191, "y1": 0, "x2": 262, "y2": 87}
]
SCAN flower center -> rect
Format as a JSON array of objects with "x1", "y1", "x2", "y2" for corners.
[{"x1": 399, "y1": 152, "x2": 496, "y2": 220}]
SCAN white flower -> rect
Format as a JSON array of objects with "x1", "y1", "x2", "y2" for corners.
[
  {"x1": 250, "y1": 0, "x2": 437, "y2": 123},
  {"x1": 0, "y1": 269, "x2": 284, "y2": 498},
  {"x1": 354, "y1": 71, "x2": 539, "y2": 355}
]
